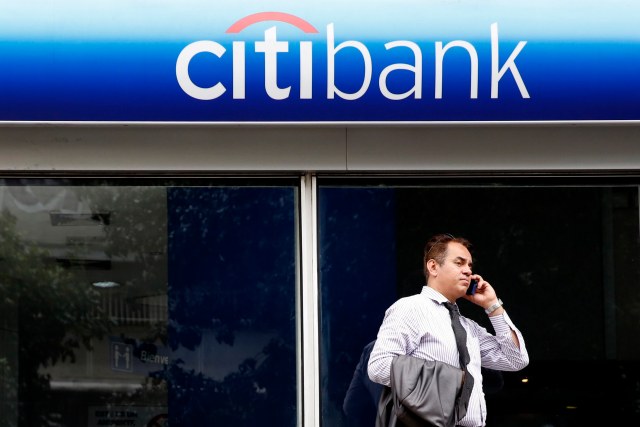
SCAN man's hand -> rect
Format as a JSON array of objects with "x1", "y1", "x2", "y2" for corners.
[
  {"x1": 463, "y1": 275, "x2": 501, "y2": 314},
  {"x1": 464, "y1": 274, "x2": 519, "y2": 348}
]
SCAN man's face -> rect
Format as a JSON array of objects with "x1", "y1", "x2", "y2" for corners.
[{"x1": 432, "y1": 241, "x2": 473, "y2": 298}]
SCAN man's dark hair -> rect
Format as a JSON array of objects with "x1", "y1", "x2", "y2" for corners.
[{"x1": 423, "y1": 233, "x2": 472, "y2": 267}]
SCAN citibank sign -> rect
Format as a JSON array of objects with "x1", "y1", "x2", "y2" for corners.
[
  {"x1": 2, "y1": 1, "x2": 639, "y2": 122},
  {"x1": 176, "y1": 12, "x2": 529, "y2": 102}
]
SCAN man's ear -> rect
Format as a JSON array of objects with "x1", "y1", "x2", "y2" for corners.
[{"x1": 426, "y1": 259, "x2": 439, "y2": 277}]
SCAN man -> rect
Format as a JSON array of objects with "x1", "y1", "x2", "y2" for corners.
[{"x1": 368, "y1": 234, "x2": 529, "y2": 427}]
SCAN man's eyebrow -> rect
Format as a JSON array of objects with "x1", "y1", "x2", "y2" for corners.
[{"x1": 454, "y1": 256, "x2": 472, "y2": 265}]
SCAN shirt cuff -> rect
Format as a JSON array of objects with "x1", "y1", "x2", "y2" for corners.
[{"x1": 489, "y1": 311, "x2": 516, "y2": 335}]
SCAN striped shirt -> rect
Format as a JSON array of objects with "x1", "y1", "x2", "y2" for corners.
[{"x1": 368, "y1": 286, "x2": 529, "y2": 427}]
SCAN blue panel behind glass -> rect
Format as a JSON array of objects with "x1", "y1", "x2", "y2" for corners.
[
  {"x1": 318, "y1": 187, "x2": 397, "y2": 426},
  {"x1": 166, "y1": 187, "x2": 297, "y2": 427}
]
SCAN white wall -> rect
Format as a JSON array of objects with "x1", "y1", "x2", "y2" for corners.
[{"x1": 0, "y1": 124, "x2": 639, "y2": 172}]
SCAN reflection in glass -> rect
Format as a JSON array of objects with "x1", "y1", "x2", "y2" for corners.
[
  {"x1": 0, "y1": 185, "x2": 168, "y2": 427},
  {"x1": 0, "y1": 183, "x2": 298, "y2": 427}
]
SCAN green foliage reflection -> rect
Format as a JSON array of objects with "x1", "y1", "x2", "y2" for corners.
[{"x1": 0, "y1": 210, "x2": 112, "y2": 427}]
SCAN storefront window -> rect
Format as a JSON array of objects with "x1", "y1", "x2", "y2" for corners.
[
  {"x1": 318, "y1": 182, "x2": 640, "y2": 427},
  {"x1": 0, "y1": 181, "x2": 298, "y2": 427}
]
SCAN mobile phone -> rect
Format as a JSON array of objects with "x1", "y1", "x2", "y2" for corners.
[{"x1": 466, "y1": 279, "x2": 478, "y2": 295}]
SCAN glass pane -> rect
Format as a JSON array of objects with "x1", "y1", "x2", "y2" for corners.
[
  {"x1": 319, "y1": 183, "x2": 640, "y2": 427},
  {"x1": 166, "y1": 187, "x2": 298, "y2": 427},
  {"x1": 0, "y1": 182, "x2": 298, "y2": 427}
]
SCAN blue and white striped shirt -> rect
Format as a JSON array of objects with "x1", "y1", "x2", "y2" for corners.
[{"x1": 368, "y1": 286, "x2": 529, "y2": 427}]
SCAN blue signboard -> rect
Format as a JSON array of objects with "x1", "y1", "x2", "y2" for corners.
[{"x1": 0, "y1": 0, "x2": 639, "y2": 122}]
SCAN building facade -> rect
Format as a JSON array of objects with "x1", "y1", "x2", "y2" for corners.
[{"x1": 1, "y1": 1, "x2": 640, "y2": 426}]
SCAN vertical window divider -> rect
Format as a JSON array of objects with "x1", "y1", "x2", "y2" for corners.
[{"x1": 299, "y1": 172, "x2": 320, "y2": 427}]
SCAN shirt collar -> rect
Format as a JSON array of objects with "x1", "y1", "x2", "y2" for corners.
[{"x1": 421, "y1": 285, "x2": 451, "y2": 305}]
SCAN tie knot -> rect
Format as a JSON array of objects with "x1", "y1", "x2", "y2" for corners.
[{"x1": 444, "y1": 302, "x2": 460, "y2": 314}]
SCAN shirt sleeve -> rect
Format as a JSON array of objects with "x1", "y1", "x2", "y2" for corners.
[
  {"x1": 367, "y1": 299, "x2": 420, "y2": 386},
  {"x1": 478, "y1": 311, "x2": 529, "y2": 371}
]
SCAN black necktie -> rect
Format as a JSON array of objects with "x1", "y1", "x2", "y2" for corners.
[{"x1": 444, "y1": 302, "x2": 474, "y2": 421}]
